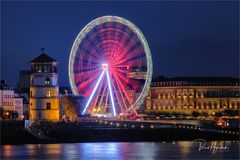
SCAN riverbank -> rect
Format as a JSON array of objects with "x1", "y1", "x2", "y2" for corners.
[{"x1": 1, "y1": 120, "x2": 239, "y2": 144}]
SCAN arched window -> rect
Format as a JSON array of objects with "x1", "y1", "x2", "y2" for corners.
[
  {"x1": 214, "y1": 101, "x2": 218, "y2": 109},
  {"x1": 177, "y1": 101, "x2": 182, "y2": 106},
  {"x1": 208, "y1": 101, "x2": 212, "y2": 109},
  {"x1": 198, "y1": 101, "x2": 202, "y2": 107},
  {"x1": 183, "y1": 101, "x2": 188, "y2": 106},
  {"x1": 237, "y1": 101, "x2": 240, "y2": 108},
  {"x1": 231, "y1": 101, "x2": 235, "y2": 109}
]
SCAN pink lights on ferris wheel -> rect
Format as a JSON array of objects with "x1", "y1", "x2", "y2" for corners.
[{"x1": 69, "y1": 16, "x2": 152, "y2": 117}]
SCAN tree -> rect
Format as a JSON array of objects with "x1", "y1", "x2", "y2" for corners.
[
  {"x1": 223, "y1": 109, "x2": 240, "y2": 117},
  {"x1": 192, "y1": 111, "x2": 200, "y2": 118},
  {"x1": 214, "y1": 111, "x2": 223, "y2": 117},
  {"x1": 201, "y1": 112, "x2": 208, "y2": 117},
  {"x1": 61, "y1": 96, "x2": 79, "y2": 118}
]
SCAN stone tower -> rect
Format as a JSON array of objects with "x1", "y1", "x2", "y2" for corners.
[{"x1": 29, "y1": 49, "x2": 59, "y2": 121}]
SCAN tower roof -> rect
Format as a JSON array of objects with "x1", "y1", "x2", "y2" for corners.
[{"x1": 30, "y1": 53, "x2": 56, "y2": 63}]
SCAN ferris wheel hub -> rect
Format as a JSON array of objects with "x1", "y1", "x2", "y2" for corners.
[{"x1": 102, "y1": 63, "x2": 108, "y2": 70}]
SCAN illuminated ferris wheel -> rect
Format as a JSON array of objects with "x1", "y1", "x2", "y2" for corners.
[{"x1": 69, "y1": 16, "x2": 152, "y2": 117}]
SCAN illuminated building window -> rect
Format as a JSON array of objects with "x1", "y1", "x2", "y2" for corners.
[
  {"x1": 198, "y1": 101, "x2": 202, "y2": 107},
  {"x1": 46, "y1": 90, "x2": 51, "y2": 97},
  {"x1": 189, "y1": 101, "x2": 194, "y2": 106},
  {"x1": 160, "y1": 102, "x2": 164, "y2": 107},
  {"x1": 208, "y1": 101, "x2": 212, "y2": 108},
  {"x1": 214, "y1": 101, "x2": 217, "y2": 106},
  {"x1": 44, "y1": 65, "x2": 50, "y2": 73},
  {"x1": 165, "y1": 101, "x2": 168, "y2": 106},
  {"x1": 46, "y1": 102, "x2": 51, "y2": 110},
  {"x1": 36, "y1": 65, "x2": 42, "y2": 73},
  {"x1": 183, "y1": 101, "x2": 188, "y2": 106},
  {"x1": 45, "y1": 77, "x2": 50, "y2": 85},
  {"x1": 177, "y1": 101, "x2": 182, "y2": 106},
  {"x1": 237, "y1": 102, "x2": 240, "y2": 108}
]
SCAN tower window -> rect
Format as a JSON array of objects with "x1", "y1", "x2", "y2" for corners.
[
  {"x1": 46, "y1": 90, "x2": 51, "y2": 97},
  {"x1": 30, "y1": 91, "x2": 32, "y2": 97},
  {"x1": 36, "y1": 65, "x2": 42, "y2": 73},
  {"x1": 45, "y1": 78, "x2": 50, "y2": 85},
  {"x1": 44, "y1": 65, "x2": 50, "y2": 73},
  {"x1": 31, "y1": 78, "x2": 34, "y2": 85},
  {"x1": 46, "y1": 102, "x2": 51, "y2": 110}
]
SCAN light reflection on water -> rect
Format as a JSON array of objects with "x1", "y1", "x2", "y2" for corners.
[{"x1": 1, "y1": 141, "x2": 239, "y2": 159}]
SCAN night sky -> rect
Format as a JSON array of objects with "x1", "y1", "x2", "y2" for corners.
[{"x1": 1, "y1": 1, "x2": 239, "y2": 87}]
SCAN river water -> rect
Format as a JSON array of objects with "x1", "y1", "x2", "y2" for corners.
[{"x1": 1, "y1": 141, "x2": 239, "y2": 159}]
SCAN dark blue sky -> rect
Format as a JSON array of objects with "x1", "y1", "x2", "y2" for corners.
[{"x1": 1, "y1": 1, "x2": 239, "y2": 87}]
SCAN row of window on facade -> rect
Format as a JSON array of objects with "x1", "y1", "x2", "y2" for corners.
[
  {"x1": 149, "y1": 105, "x2": 239, "y2": 110},
  {"x1": 150, "y1": 90, "x2": 239, "y2": 98},
  {"x1": 151, "y1": 100, "x2": 240, "y2": 108},
  {"x1": 30, "y1": 102, "x2": 51, "y2": 110},
  {"x1": 3, "y1": 102, "x2": 14, "y2": 106},
  {"x1": 30, "y1": 90, "x2": 51, "y2": 98},
  {"x1": 31, "y1": 77, "x2": 51, "y2": 85},
  {"x1": 2, "y1": 94, "x2": 14, "y2": 98},
  {"x1": 31, "y1": 64, "x2": 57, "y2": 73},
  {"x1": 151, "y1": 81, "x2": 239, "y2": 87}
]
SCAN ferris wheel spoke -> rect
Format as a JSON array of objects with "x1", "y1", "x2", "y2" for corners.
[
  {"x1": 111, "y1": 78, "x2": 125, "y2": 114},
  {"x1": 112, "y1": 71, "x2": 133, "y2": 106},
  {"x1": 109, "y1": 31, "x2": 122, "y2": 61},
  {"x1": 115, "y1": 47, "x2": 145, "y2": 66},
  {"x1": 112, "y1": 71, "x2": 129, "y2": 112},
  {"x1": 110, "y1": 30, "x2": 133, "y2": 64},
  {"x1": 114, "y1": 68, "x2": 128, "y2": 74},
  {"x1": 113, "y1": 72, "x2": 138, "y2": 115},
  {"x1": 112, "y1": 35, "x2": 138, "y2": 64},
  {"x1": 74, "y1": 68, "x2": 101, "y2": 84},
  {"x1": 76, "y1": 71, "x2": 103, "y2": 97}
]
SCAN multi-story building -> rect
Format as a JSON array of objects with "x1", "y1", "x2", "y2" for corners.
[
  {"x1": 29, "y1": 50, "x2": 60, "y2": 121},
  {"x1": 144, "y1": 77, "x2": 240, "y2": 115},
  {"x1": 0, "y1": 80, "x2": 23, "y2": 117}
]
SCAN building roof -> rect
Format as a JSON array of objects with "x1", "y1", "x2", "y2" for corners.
[
  {"x1": 152, "y1": 76, "x2": 240, "y2": 82},
  {"x1": 30, "y1": 53, "x2": 56, "y2": 63}
]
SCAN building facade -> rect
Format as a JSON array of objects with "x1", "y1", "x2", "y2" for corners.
[
  {"x1": 0, "y1": 81, "x2": 23, "y2": 118},
  {"x1": 29, "y1": 51, "x2": 60, "y2": 121},
  {"x1": 144, "y1": 77, "x2": 240, "y2": 115}
]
